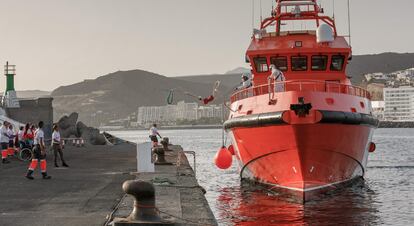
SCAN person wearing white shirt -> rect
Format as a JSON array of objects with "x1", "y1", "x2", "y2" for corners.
[
  {"x1": 7, "y1": 125, "x2": 15, "y2": 152},
  {"x1": 1, "y1": 121, "x2": 11, "y2": 164},
  {"x1": 149, "y1": 124, "x2": 162, "y2": 147},
  {"x1": 26, "y1": 121, "x2": 51, "y2": 180},
  {"x1": 269, "y1": 64, "x2": 286, "y2": 92},
  {"x1": 52, "y1": 124, "x2": 68, "y2": 168},
  {"x1": 235, "y1": 74, "x2": 253, "y2": 91},
  {"x1": 17, "y1": 126, "x2": 24, "y2": 149}
]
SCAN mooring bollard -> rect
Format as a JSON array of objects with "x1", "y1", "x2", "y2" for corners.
[
  {"x1": 152, "y1": 146, "x2": 166, "y2": 164},
  {"x1": 122, "y1": 180, "x2": 160, "y2": 222}
]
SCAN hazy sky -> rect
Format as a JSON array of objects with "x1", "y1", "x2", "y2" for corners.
[{"x1": 0, "y1": 0, "x2": 413, "y2": 91}]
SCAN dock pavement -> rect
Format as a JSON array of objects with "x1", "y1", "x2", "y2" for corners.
[{"x1": 0, "y1": 141, "x2": 216, "y2": 226}]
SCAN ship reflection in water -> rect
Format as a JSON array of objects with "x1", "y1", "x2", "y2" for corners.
[{"x1": 216, "y1": 179, "x2": 381, "y2": 225}]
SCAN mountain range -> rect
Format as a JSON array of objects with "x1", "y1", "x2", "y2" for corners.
[{"x1": 44, "y1": 52, "x2": 414, "y2": 125}]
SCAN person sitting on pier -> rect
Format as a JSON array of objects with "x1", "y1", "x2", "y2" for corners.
[
  {"x1": 149, "y1": 124, "x2": 162, "y2": 147},
  {"x1": 1, "y1": 121, "x2": 11, "y2": 164},
  {"x1": 25, "y1": 121, "x2": 51, "y2": 180}
]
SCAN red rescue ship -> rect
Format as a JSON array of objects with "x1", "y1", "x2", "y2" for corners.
[{"x1": 221, "y1": 0, "x2": 378, "y2": 202}]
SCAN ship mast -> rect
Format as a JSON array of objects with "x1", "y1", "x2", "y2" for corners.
[{"x1": 260, "y1": 0, "x2": 337, "y2": 37}]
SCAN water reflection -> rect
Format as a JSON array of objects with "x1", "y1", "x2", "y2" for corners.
[{"x1": 217, "y1": 179, "x2": 381, "y2": 225}]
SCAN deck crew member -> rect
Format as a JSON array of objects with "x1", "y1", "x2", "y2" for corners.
[
  {"x1": 235, "y1": 74, "x2": 253, "y2": 91},
  {"x1": 26, "y1": 121, "x2": 51, "y2": 180},
  {"x1": 149, "y1": 124, "x2": 162, "y2": 147},
  {"x1": 52, "y1": 124, "x2": 68, "y2": 168},
  {"x1": 269, "y1": 64, "x2": 285, "y2": 92},
  {"x1": 1, "y1": 121, "x2": 11, "y2": 164}
]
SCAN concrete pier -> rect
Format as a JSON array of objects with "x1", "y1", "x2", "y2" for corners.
[
  {"x1": 110, "y1": 145, "x2": 217, "y2": 226},
  {"x1": 0, "y1": 140, "x2": 216, "y2": 226}
]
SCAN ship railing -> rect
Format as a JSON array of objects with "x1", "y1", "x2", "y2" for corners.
[{"x1": 230, "y1": 80, "x2": 371, "y2": 103}]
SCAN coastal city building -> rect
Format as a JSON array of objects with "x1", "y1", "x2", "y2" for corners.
[
  {"x1": 371, "y1": 101, "x2": 385, "y2": 119},
  {"x1": 137, "y1": 101, "x2": 224, "y2": 127},
  {"x1": 383, "y1": 86, "x2": 414, "y2": 121}
]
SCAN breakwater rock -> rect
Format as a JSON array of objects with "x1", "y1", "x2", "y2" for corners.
[{"x1": 57, "y1": 112, "x2": 107, "y2": 145}]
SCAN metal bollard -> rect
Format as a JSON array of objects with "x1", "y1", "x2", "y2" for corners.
[
  {"x1": 162, "y1": 137, "x2": 169, "y2": 146},
  {"x1": 122, "y1": 180, "x2": 161, "y2": 222},
  {"x1": 152, "y1": 147, "x2": 166, "y2": 164}
]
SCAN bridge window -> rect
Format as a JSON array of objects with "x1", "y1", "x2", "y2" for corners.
[
  {"x1": 254, "y1": 57, "x2": 269, "y2": 73},
  {"x1": 331, "y1": 55, "x2": 345, "y2": 71},
  {"x1": 311, "y1": 55, "x2": 328, "y2": 71},
  {"x1": 291, "y1": 56, "x2": 307, "y2": 71},
  {"x1": 270, "y1": 56, "x2": 288, "y2": 71}
]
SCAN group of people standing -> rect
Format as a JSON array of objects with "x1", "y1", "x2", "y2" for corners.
[{"x1": 1, "y1": 120, "x2": 68, "y2": 180}]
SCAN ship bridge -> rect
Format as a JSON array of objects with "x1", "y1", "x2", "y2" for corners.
[{"x1": 246, "y1": 0, "x2": 352, "y2": 86}]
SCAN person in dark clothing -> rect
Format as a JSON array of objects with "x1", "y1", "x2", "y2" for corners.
[{"x1": 52, "y1": 124, "x2": 68, "y2": 168}]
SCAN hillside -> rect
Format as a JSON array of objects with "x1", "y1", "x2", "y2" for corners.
[
  {"x1": 52, "y1": 70, "x2": 230, "y2": 126},
  {"x1": 347, "y1": 52, "x2": 414, "y2": 84}
]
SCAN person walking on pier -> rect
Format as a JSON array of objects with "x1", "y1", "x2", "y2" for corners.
[
  {"x1": 17, "y1": 126, "x2": 24, "y2": 149},
  {"x1": 52, "y1": 124, "x2": 68, "y2": 168},
  {"x1": 1, "y1": 121, "x2": 11, "y2": 164},
  {"x1": 149, "y1": 124, "x2": 162, "y2": 147},
  {"x1": 25, "y1": 121, "x2": 51, "y2": 180},
  {"x1": 7, "y1": 124, "x2": 15, "y2": 156}
]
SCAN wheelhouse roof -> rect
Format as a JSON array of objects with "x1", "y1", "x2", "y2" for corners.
[{"x1": 246, "y1": 32, "x2": 351, "y2": 56}]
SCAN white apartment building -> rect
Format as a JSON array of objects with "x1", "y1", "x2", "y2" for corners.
[
  {"x1": 198, "y1": 105, "x2": 223, "y2": 119},
  {"x1": 383, "y1": 86, "x2": 414, "y2": 121},
  {"x1": 137, "y1": 101, "x2": 225, "y2": 126}
]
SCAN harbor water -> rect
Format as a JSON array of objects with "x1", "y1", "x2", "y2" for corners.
[{"x1": 109, "y1": 128, "x2": 414, "y2": 225}]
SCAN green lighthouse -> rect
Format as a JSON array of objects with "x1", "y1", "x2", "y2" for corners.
[
  {"x1": 5, "y1": 61, "x2": 15, "y2": 92},
  {"x1": 4, "y1": 62, "x2": 20, "y2": 108}
]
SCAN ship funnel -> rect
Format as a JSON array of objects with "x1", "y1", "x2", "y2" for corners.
[{"x1": 316, "y1": 24, "x2": 334, "y2": 43}]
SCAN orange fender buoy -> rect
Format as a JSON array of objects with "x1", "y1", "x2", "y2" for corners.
[
  {"x1": 369, "y1": 142, "x2": 376, "y2": 153},
  {"x1": 214, "y1": 146, "x2": 233, "y2": 169},
  {"x1": 228, "y1": 145, "x2": 235, "y2": 155}
]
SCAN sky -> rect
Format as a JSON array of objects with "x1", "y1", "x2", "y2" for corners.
[{"x1": 0, "y1": 0, "x2": 413, "y2": 91}]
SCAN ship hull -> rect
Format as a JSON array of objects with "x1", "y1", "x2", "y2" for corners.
[{"x1": 228, "y1": 123, "x2": 375, "y2": 202}]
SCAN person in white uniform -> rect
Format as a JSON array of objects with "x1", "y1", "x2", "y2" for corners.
[
  {"x1": 26, "y1": 121, "x2": 51, "y2": 180},
  {"x1": 269, "y1": 64, "x2": 285, "y2": 92},
  {"x1": 235, "y1": 74, "x2": 253, "y2": 91},
  {"x1": 0, "y1": 121, "x2": 11, "y2": 164},
  {"x1": 52, "y1": 124, "x2": 68, "y2": 168}
]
